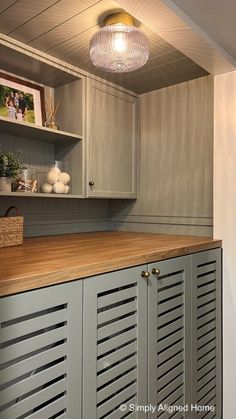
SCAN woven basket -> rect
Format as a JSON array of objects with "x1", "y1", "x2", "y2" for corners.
[{"x1": 0, "y1": 206, "x2": 24, "y2": 248}]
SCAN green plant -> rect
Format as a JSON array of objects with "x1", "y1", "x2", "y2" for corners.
[{"x1": 0, "y1": 151, "x2": 23, "y2": 178}]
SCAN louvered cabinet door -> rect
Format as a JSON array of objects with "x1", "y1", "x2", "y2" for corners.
[
  {"x1": 0, "y1": 281, "x2": 82, "y2": 419},
  {"x1": 148, "y1": 256, "x2": 192, "y2": 418},
  {"x1": 83, "y1": 266, "x2": 148, "y2": 419},
  {"x1": 191, "y1": 249, "x2": 222, "y2": 419}
]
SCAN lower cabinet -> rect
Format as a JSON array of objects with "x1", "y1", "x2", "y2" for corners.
[
  {"x1": 148, "y1": 256, "x2": 192, "y2": 418},
  {"x1": 0, "y1": 281, "x2": 83, "y2": 419},
  {"x1": 148, "y1": 249, "x2": 222, "y2": 419},
  {"x1": 191, "y1": 249, "x2": 222, "y2": 419},
  {"x1": 83, "y1": 266, "x2": 148, "y2": 419},
  {"x1": 0, "y1": 249, "x2": 221, "y2": 419}
]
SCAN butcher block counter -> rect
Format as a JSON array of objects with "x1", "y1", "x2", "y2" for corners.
[{"x1": 0, "y1": 231, "x2": 222, "y2": 297}]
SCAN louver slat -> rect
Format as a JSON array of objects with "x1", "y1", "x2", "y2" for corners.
[
  {"x1": 198, "y1": 272, "x2": 216, "y2": 287},
  {"x1": 197, "y1": 281, "x2": 216, "y2": 297},
  {"x1": 197, "y1": 262, "x2": 216, "y2": 276},
  {"x1": 158, "y1": 305, "x2": 183, "y2": 327},
  {"x1": 0, "y1": 343, "x2": 67, "y2": 386},
  {"x1": 198, "y1": 291, "x2": 216, "y2": 307},
  {"x1": 158, "y1": 352, "x2": 184, "y2": 378},
  {"x1": 0, "y1": 359, "x2": 66, "y2": 406},
  {"x1": 97, "y1": 286, "x2": 137, "y2": 309},
  {"x1": 198, "y1": 339, "x2": 216, "y2": 359},
  {"x1": 98, "y1": 315, "x2": 137, "y2": 341},
  {"x1": 158, "y1": 340, "x2": 183, "y2": 365},
  {"x1": 98, "y1": 300, "x2": 137, "y2": 325},
  {"x1": 97, "y1": 341, "x2": 137, "y2": 372},
  {"x1": 158, "y1": 317, "x2": 183, "y2": 340},
  {"x1": 198, "y1": 359, "x2": 216, "y2": 381},
  {"x1": 97, "y1": 328, "x2": 136, "y2": 357},
  {"x1": 198, "y1": 300, "x2": 216, "y2": 317},
  {"x1": 198, "y1": 368, "x2": 216, "y2": 393},
  {"x1": 24, "y1": 395, "x2": 67, "y2": 419},
  {"x1": 158, "y1": 374, "x2": 183, "y2": 402},
  {"x1": 198, "y1": 329, "x2": 216, "y2": 349},
  {"x1": 2, "y1": 378, "x2": 66, "y2": 418},
  {"x1": 0, "y1": 308, "x2": 66, "y2": 343},
  {"x1": 158, "y1": 283, "x2": 183, "y2": 302},
  {"x1": 1, "y1": 326, "x2": 67, "y2": 364},
  {"x1": 97, "y1": 382, "x2": 137, "y2": 418},
  {"x1": 158, "y1": 329, "x2": 184, "y2": 353},
  {"x1": 97, "y1": 369, "x2": 137, "y2": 404},
  {"x1": 197, "y1": 311, "x2": 216, "y2": 328},
  {"x1": 158, "y1": 363, "x2": 183, "y2": 391},
  {"x1": 198, "y1": 320, "x2": 217, "y2": 339},
  {"x1": 97, "y1": 352, "x2": 137, "y2": 388},
  {"x1": 158, "y1": 295, "x2": 183, "y2": 315}
]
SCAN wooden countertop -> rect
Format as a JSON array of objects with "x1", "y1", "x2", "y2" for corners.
[{"x1": 0, "y1": 231, "x2": 221, "y2": 297}]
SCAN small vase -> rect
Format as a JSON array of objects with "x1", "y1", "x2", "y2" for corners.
[
  {"x1": 45, "y1": 117, "x2": 59, "y2": 130},
  {"x1": 0, "y1": 177, "x2": 12, "y2": 192}
]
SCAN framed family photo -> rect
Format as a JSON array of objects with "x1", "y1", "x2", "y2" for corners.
[{"x1": 0, "y1": 71, "x2": 45, "y2": 126}]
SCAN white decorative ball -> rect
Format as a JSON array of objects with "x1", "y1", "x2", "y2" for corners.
[
  {"x1": 46, "y1": 170, "x2": 58, "y2": 185},
  {"x1": 41, "y1": 182, "x2": 53, "y2": 194},
  {"x1": 58, "y1": 172, "x2": 70, "y2": 185},
  {"x1": 64, "y1": 185, "x2": 70, "y2": 194},
  {"x1": 50, "y1": 166, "x2": 61, "y2": 174},
  {"x1": 52, "y1": 181, "x2": 65, "y2": 194}
]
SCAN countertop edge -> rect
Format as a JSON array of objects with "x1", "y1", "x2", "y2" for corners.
[{"x1": 0, "y1": 239, "x2": 222, "y2": 297}]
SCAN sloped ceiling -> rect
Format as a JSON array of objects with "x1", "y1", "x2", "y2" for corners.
[{"x1": 0, "y1": 0, "x2": 208, "y2": 93}]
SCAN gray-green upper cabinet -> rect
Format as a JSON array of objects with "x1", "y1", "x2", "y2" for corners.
[
  {"x1": 86, "y1": 78, "x2": 138, "y2": 198},
  {"x1": 0, "y1": 281, "x2": 83, "y2": 419},
  {"x1": 83, "y1": 265, "x2": 148, "y2": 418},
  {"x1": 148, "y1": 256, "x2": 192, "y2": 418}
]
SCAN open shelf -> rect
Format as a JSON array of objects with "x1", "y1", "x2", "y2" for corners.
[
  {"x1": 0, "y1": 191, "x2": 83, "y2": 199},
  {"x1": 0, "y1": 36, "x2": 85, "y2": 199},
  {"x1": 0, "y1": 117, "x2": 82, "y2": 143}
]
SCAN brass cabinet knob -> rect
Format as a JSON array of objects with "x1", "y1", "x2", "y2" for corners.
[
  {"x1": 89, "y1": 181, "x2": 95, "y2": 186},
  {"x1": 141, "y1": 271, "x2": 150, "y2": 279},
  {"x1": 152, "y1": 268, "x2": 161, "y2": 276}
]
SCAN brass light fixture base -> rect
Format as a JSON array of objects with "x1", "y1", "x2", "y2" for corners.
[{"x1": 105, "y1": 12, "x2": 134, "y2": 27}]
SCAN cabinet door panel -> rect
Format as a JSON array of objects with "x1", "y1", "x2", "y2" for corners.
[
  {"x1": 0, "y1": 281, "x2": 82, "y2": 419},
  {"x1": 191, "y1": 249, "x2": 222, "y2": 419},
  {"x1": 87, "y1": 79, "x2": 137, "y2": 198},
  {"x1": 148, "y1": 256, "x2": 191, "y2": 418},
  {"x1": 83, "y1": 266, "x2": 148, "y2": 418}
]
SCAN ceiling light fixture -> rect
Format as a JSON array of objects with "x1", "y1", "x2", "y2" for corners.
[{"x1": 89, "y1": 12, "x2": 149, "y2": 73}]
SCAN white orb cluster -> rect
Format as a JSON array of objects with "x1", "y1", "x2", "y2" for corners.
[{"x1": 41, "y1": 166, "x2": 70, "y2": 194}]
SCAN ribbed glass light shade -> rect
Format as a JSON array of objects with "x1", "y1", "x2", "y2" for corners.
[{"x1": 89, "y1": 23, "x2": 149, "y2": 73}]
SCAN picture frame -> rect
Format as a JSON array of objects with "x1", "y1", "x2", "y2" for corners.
[{"x1": 0, "y1": 71, "x2": 45, "y2": 126}]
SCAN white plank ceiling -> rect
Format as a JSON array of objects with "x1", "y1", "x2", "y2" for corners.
[{"x1": 0, "y1": 0, "x2": 207, "y2": 93}]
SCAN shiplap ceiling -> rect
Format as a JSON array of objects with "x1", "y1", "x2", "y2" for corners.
[{"x1": 0, "y1": 0, "x2": 208, "y2": 93}]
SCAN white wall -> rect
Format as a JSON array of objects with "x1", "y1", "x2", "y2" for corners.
[{"x1": 214, "y1": 71, "x2": 236, "y2": 418}]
